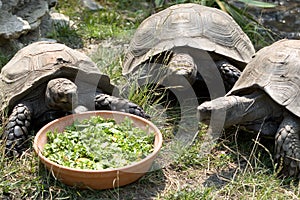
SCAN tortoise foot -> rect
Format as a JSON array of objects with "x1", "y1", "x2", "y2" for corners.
[
  {"x1": 95, "y1": 94, "x2": 150, "y2": 119},
  {"x1": 216, "y1": 61, "x2": 241, "y2": 91},
  {"x1": 275, "y1": 118, "x2": 300, "y2": 178},
  {"x1": 2, "y1": 104, "x2": 32, "y2": 157}
]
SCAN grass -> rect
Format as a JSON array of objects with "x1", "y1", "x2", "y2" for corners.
[
  {"x1": 1, "y1": 0, "x2": 300, "y2": 199},
  {"x1": 52, "y1": 0, "x2": 149, "y2": 41}
]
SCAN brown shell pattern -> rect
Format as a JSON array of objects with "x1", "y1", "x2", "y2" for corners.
[
  {"x1": 228, "y1": 39, "x2": 300, "y2": 117},
  {"x1": 0, "y1": 41, "x2": 114, "y2": 113},
  {"x1": 122, "y1": 3, "x2": 255, "y2": 76}
]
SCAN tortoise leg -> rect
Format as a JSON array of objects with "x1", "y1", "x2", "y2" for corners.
[
  {"x1": 275, "y1": 114, "x2": 300, "y2": 177},
  {"x1": 2, "y1": 103, "x2": 32, "y2": 157},
  {"x1": 94, "y1": 94, "x2": 150, "y2": 119},
  {"x1": 216, "y1": 60, "x2": 241, "y2": 91}
]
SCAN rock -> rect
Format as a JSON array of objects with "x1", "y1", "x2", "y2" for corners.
[
  {"x1": 0, "y1": 0, "x2": 51, "y2": 40},
  {"x1": 0, "y1": 10, "x2": 31, "y2": 39},
  {"x1": 50, "y1": 12, "x2": 75, "y2": 27},
  {"x1": 82, "y1": 0, "x2": 103, "y2": 11},
  {"x1": 0, "y1": 0, "x2": 57, "y2": 56}
]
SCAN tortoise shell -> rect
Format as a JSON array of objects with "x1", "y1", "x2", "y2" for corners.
[
  {"x1": 0, "y1": 41, "x2": 116, "y2": 114},
  {"x1": 227, "y1": 39, "x2": 300, "y2": 117},
  {"x1": 122, "y1": 3, "x2": 255, "y2": 76}
]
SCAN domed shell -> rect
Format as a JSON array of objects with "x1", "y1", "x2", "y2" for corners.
[
  {"x1": 227, "y1": 39, "x2": 300, "y2": 117},
  {"x1": 0, "y1": 41, "x2": 115, "y2": 113},
  {"x1": 123, "y1": 3, "x2": 255, "y2": 76}
]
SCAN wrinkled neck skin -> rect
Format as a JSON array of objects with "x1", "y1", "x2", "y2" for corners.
[{"x1": 199, "y1": 90, "x2": 283, "y2": 129}]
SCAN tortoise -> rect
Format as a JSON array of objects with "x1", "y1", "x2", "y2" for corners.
[
  {"x1": 122, "y1": 3, "x2": 255, "y2": 94},
  {"x1": 0, "y1": 41, "x2": 148, "y2": 157},
  {"x1": 198, "y1": 39, "x2": 300, "y2": 177}
]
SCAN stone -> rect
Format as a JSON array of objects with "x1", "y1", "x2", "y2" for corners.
[
  {"x1": 0, "y1": 0, "x2": 57, "y2": 55},
  {"x1": 50, "y1": 12, "x2": 74, "y2": 27},
  {"x1": 82, "y1": 0, "x2": 103, "y2": 11},
  {"x1": 0, "y1": 0, "x2": 51, "y2": 40},
  {"x1": 0, "y1": 10, "x2": 31, "y2": 39}
]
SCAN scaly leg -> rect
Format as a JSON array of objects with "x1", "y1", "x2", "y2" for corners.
[
  {"x1": 275, "y1": 114, "x2": 300, "y2": 177},
  {"x1": 2, "y1": 103, "x2": 32, "y2": 157},
  {"x1": 94, "y1": 94, "x2": 150, "y2": 119},
  {"x1": 216, "y1": 60, "x2": 241, "y2": 92}
]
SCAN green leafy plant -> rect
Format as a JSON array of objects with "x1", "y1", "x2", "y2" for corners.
[
  {"x1": 46, "y1": 22, "x2": 83, "y2": 48},
  {"x1": 43, "y1": 116, "x2": 155, "y2": 170}
]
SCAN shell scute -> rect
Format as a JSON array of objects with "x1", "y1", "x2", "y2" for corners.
[
  {"x1": 0, "y1": 41, "x2": 115, "y2": 114},
  {"x1": 228, "y1": 39, "x2": 300, "y2": 116},
  {"x1": 123, "y1": 3, "x2": 255, "y2": 76}
]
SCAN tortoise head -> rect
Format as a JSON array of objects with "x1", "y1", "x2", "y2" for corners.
[
  {"x1": 198, "y1": 91, "x2": 282, "y2": 130},
  {"x1": 45, "y1": 78, "x2": 78, "y2": 112},
  {"x1": 163, "y1": 52, "x2": 197, "y2": 90},
  {"x1": 198, "y1": 95, "x2": 256, "y2": 128}
]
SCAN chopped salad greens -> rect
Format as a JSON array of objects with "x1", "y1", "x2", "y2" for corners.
[{"x1": 43, "y1": 116, "x2": 155, "y2": 170}]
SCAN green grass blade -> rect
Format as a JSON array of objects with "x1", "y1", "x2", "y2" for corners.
[{"x1": 236, "y1": 0, "x2": 277, "y2": 8}]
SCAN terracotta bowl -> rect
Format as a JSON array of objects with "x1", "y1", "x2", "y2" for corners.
[{"x1": 33, "y1": 111, "x2": 163, "y2": 190}]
